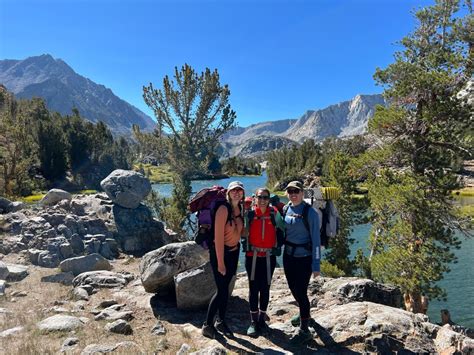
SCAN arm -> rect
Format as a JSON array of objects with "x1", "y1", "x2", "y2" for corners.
[
  {"x1": 214, "y1": 205, "x2": 228, "y2": 275},
  {"x1": 308, "y1": 207, "x2": 321, "y2": 274},
  {"x1": 275, "y1": 210, "x2": 285, "y2": 231}
]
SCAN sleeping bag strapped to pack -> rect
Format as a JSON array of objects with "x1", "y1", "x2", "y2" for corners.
[{"x1": 187, "y1": 186, "x2": 232, "y2": 249}]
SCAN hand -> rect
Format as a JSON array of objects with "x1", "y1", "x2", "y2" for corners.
[
  {"x1": 312, "y1": 271, "x2": 320, "y2": 278},
  {"x1": 218, "y1": 264, "x2": 226, "y2": 276}
]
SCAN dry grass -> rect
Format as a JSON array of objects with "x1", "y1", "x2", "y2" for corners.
[{"x1": 0, "y1": 255, "x2": 212, "y2": 355}]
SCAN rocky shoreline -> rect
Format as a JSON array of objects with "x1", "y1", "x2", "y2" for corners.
[{"x1": 0, "y1": 169, "x2": 473, "y2": 354}]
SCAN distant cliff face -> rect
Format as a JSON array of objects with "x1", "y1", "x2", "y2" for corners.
[
  {"x1": 221, "y1": 93, "x2": 384, "y2": 156},
  {"x1": 0, "y1": 54, "x2": 155, "y2": 135}
]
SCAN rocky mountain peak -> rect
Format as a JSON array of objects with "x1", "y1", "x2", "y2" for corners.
[{"x1": 0, "y1": 54, "x2": 155, "y2": 135}]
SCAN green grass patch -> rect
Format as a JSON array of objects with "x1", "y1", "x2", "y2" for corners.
[
  {"x1": 21, "y1": 194, "x2": 45, "y2": 203},
  {"x1": 458, "y1": 204, "x2": 474, "y2": 218},
  {"x1": 77, "y1": 189, "x2": 97, "y2": 195},
  {"x1": 452, "y1": 187, "x2": 474, "y2": 197},
  {"x1": 134, "y1": 163, "x2": 174, "y2": 183}
]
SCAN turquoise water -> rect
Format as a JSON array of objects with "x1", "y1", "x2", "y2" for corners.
[{"x1": 152, "y1": 172, "x2": 474, "y2": 328}]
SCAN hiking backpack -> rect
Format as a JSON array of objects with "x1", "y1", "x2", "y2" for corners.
[
  {"x1": 187, "y1": 185, "x2": 232, "y2": 249},
  {"x1": 283, "y1": 200, "x2": 339, "y2": 248},
  {"x1": 244, "y1": 207, "x2": 285, "y2": 253}
]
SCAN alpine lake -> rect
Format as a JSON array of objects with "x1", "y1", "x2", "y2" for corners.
[{"x1": 152, "y1": 172, "x2": 474, "y2": 328}]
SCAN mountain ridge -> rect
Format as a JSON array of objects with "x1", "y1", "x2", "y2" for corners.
[{"x1": 0, "y1": 54, "x2": 156, "y2": 135}]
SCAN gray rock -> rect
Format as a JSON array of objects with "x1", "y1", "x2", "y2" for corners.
[
  {"x1": 175, "y1": 261, "x2": 236, "y2": 310},
  {"x1": 151, "y1": 321, "x2": 166, "y2": 335},
  {"x1": 0, "y1": 326, "x2": 23, "y2": 338},
  {"x1": 72, "y1": 270, "x2": 132, "y2": 289},
  {"x1": 5, "y1": 264, "x2": 28, "y2": 282},
  {"x1": 0, "y1": 196, "x2": 13, "y2": 213},
  {"x1": 104, "y1": 319, "x2": 132, "y2": 335},
  {"x1": 37, "y1": 250, "x2": 60, "y2": 268},
  {"x1": 177, "y1": 343, "x2": 191, "y2": 355},
  {"x1": 62, "y1": 337, "x2": 79, "y2": 347},
  {"x1": 0, "y1": 280, "x2": 5, "y2": 296},
  {"x1": 100, "y1": 169, "x2": 151, "y2": 209},
  {"x1": 113, "y1": 204, "x2": 171, "y2": 255},
  {"x1": 434, "y1": 325, "x2": 474, "y2": 354},
  {"x1": 70, "y1": 234, "x2": 85, "y2": 254},
  {"x1": 41, "y1": 272, "x2": 75, "y2": 285},
  {"x1": 72, "y1": 287, "x2": 90, "y2": 301},
  {"x1": 27, "y1": 249, "x2": 42, "y2": 265},
  {"x1": 189, "y1": 345, "x2": 229, "y2": 355},
  {"x1": 40, "y1": 189, "x2": 72, "y2": 206},
  {"x1": 59, "y1": 243, "x2": 74, "y2": 259},
  {"x1": 95, "y1": 309, "x2": 134, "y2": 321},
  {"x1": 140, "y1": 241, "x2": 208, "y2": 293},
  {"x1": 98, "y1": 299, "x2": 118, "y2": 308},
  {"x1": 37, "y1": 314, "x2": 84, "y2": 332},
  {"x1": 315, "y1": 277, "x2": 402, "y2": 308},
  {"x1": 0, "y1": 261, "x2": 9, "y2": 280},
  {"x1": 59, "y1": 254, "x2": 112, "y2": 276},
  {"x1": 10, "y1": 201, "x2": 24, "y2": 212},
  {"x1": 81, "y1": 341, "x2": 140, "y2": 355}
]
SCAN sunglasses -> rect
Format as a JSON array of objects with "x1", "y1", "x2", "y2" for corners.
[
  {"x1": 287, "y1": 189, "x2": 301, "y2": 194},
  {"x1": 256, "y1": 195, "x2": 270, "y2": 200},
  {"x1": 230, "y1": 188, "x2": 244, "y2": 193}
]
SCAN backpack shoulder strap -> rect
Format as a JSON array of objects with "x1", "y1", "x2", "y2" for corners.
[
  {"x1": 269, "y1": 207, "x2": 277, "y2": 227},
  {"x1": 302, "y1": 202, "x2": 310, "y2": 232},
  {"x1": 247, "y1": 209, "x2": 255, "y2": 227},
  {"x1": 282, "y1": 203, "x2": 289, "y2": 217}
]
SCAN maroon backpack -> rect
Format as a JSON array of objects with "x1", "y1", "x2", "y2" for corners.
[{"x1": 188, "y1": 186, "x2": 232, "y2": 249}]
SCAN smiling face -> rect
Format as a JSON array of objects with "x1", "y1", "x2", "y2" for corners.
[
  {"x1": 286, "y1": 187, "x2": 304, "y2": 205},
  {"x1": 255, "y1": 188, "x2": 270, "y2": 209},
  {"x1": 228, "y1": 187, "x2": 244, "y2": 204}
]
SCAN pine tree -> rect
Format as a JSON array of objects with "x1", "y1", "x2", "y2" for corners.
[
  {"x1": 143, "y1": 64, "x2": 236, "y2": 231},
  {"x1": 366, "y1": 0, "x2": 473, "y2": 313}
]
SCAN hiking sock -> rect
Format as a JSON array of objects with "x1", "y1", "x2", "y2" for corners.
[{"x1": 250, "y1": 311, "x2": 259, "y2": 323}]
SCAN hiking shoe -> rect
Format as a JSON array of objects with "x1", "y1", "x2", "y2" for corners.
[
  {"x1": 290, "y1": 314, "x2": 300, "y2": 327},
  {"x1": 215, "y1": 320, "x2": 234, "y2": 337},
  {"x1": 202, "y1": 323, "x2": 217, "y2": 339},
  {"x1": 290, "y1": 329, "x2": 313, "y2": 346},
  {"x1": 246, "y1": 321, "x2": 258, "y2": 337},
  {"x1": 258, "y1": 319, "x2": 270, "y2": 335}
]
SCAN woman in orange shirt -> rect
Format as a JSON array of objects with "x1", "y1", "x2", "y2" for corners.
[{"x1": 202, "y1": 181, "x2": 245, "y2": 339}]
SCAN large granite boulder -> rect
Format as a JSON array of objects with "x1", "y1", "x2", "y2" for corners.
[
  {"x1": 140, "y1": 241, "x2": 208, "y2": 293},
  {"x1": 308, "y1": 301, "x2": 473, "y2": 354},
  {"x1": 174, "y1": 261, "x2": 236, "y2": 310},
  {"x1": 40, "y1": 189, "x2": 72, "y2": 206},
  {"x1": 100, "y1": 169, "x2": 151, "y2": 209},
  {"x1": 113, "y1": 204, "x2": 172, "y2": 255},
  {"x1": 59, "y1": 254, "x2": 112, "y2": 276},
  {"x1": 312, "y1": 277, "x2": 402, "y2": 308}
]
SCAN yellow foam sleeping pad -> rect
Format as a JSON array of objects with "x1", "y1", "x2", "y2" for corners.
[{"x1": 321, "y1": 186, "x2": 340, "y2": 200}]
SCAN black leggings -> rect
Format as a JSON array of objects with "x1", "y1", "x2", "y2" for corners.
[
  {"x1": 206, "y1": 246, "x2": 240, "y2": 325},
  {"x1": 245, "y1": 255, "x2": 277, "y2": 312},
  {"x1": 283, "y1": 253, "x2": 312, "y2": 319}
]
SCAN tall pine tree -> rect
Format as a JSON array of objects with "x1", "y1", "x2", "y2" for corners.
[{"x1": 366, "y1": 0, "x2": 472, "y2": 313}]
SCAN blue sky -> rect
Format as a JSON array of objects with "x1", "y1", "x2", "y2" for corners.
[{"x1": 0, "y1": 0, "x2": 435, "y2": 127}]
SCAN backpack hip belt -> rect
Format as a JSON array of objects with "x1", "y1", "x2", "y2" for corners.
[
  {"x1": 284, "y1": 240, "x2": 312, "y2": 257},
  {"x1": 250, "y1": 246, "x2": 273, "y2": 286}
]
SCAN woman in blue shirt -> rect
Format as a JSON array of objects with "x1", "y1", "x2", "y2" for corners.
[{"x1": 283, "y1": 180, "x2": 320, "y2": 345}]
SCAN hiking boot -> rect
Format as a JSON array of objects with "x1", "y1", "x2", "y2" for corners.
[
  {"x1": 201, "y1": 323, "x2": 217, "y2": 339},
  {"x1": 246, "y1": 321, "x2": 258, "y2": 337},
  {"x1": 215, "y1": 320, "x2": 234, "y2": 337},
  {"x1": 290, "y1": 328, "x2": 313, "y2": 346},
  {"x1": 290, "y1": 314, "x2": 300, "y2": 327},
  {"x1": 258, "y1": 318, "x2": 270, "y2": 335}
]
